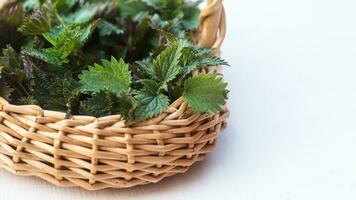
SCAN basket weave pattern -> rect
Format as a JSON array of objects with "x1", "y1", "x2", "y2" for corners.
[{"x1": 0, "y1": 0, "x2": 228, "y2": 190}]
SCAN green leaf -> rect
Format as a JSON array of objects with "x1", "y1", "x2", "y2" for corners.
[
  {"x1": 0, "y1": 45, "x2": 25, "y2": 80},
  {"x1": 181, "y1": 1, "x2": 202, "y2": 30},
  {"x1": 33, "y1": 69, "x2": 80, "y2": 112},
  {"x1": 23, "y1": 0, "x2": 41, "y2": 12},
  {"x1": 53, "y1": 0, "x2": 78, "y2": 11},
  {"x1": 152, "y1": 40, "x2": 183, "y2": 82},
  {"x1": 98, "y1": 20, "x2": 124, "y2": 36},
  {"x1": 80, "y1": 91, "x2": 118, "y2": 117},
  {"x1": 135, "y1": 91, "x2": 169, "y2": 120},
  {"x1": 183, "y1": 74, "x2": 228, "y2": 113},
  {"x1": 25, "y1": 22, "x2": 98, "y2": 65},
  {"x1": 22, "y1": 47, "x2": 68, "y2": 65},
  {"x1": 116, "y1": 95, "x2": 137, "y2": 121},
  {"x1": 79, "y1": 20, "x2": 100, "y2": 46},
  {"x1": 139, "y1": 79, "x2": 167, "y2": 93},
  {"x1": 0, "y1": 45, "x2": 23, "y2": 71},
  {"x1": 0, "y1": 79, "x2": 14, "y2": 100},
  {"x1": 17, "y1": 96, "x2": 38, "y2": 105},
  {"x1": 180, "y1": 46, "x2": 229, "y2": 76},
  {"x1": 79, "y1": 57, "x2": 132, "y2": 96},
  {"x1": 118, "y1": 0, "x2": 148, "y2": 18},
  {"x1": 18, "y1": 3, "x2": 58, "y2": 35},
  {"x1": 43, "y1": 21, "x2": 99, "y2": 48},
  {"x1": 63, "y1": 6, "x2": 97, "y2": 23}
]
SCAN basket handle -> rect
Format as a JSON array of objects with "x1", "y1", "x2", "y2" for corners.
[{"x1": 198, "y1": 0, "x2": 226, "y2": 55}]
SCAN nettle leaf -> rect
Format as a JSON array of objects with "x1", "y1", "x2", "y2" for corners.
[
  {"x1": 181, "y1": 1, "x2": 201, "y2": 30},
  {"x1": 116, "y1": 95, "x2": 137, "y2": 121},
  {"x1": 118, "y1": 0, "x2": 149, "y2": 18},
  {"x1": 17, "y1": 96, "x2": 38, "y2": 105},
  {"x1": 23, "y1": 0, "x2": 41, "y2": 12},
  {"x1": 53, "y1": 0, "x2": 78, "y2": 11},
  {"x1": 63, "y1": 6, "x2": 97, "y2": 23},
  {"x1": 0, "y1": 45, "x2": 23, "y2": 70},
  {"x1": 0, "y1": 45, "x2": 25, "y2": 79},
  {"x1": 33, "y1": 69, "x2": 80, "y2": 112},
  {"x1": 24, "y1": 22, "x2": 98, "y2": 65},
  {"x1": 80, "y1": 91, "x2": 119, "y2": 117},
  {"x1": 43, "y1": 20, "x2": 98, "y2": 49},
  {"x1": 0, "y1": 79, "x2": 14, "y2": 100},
  {"x1": 18, "y1": 3, "x2": 57, "y2": 35},
  {"x1": 79, "y1": 20, "x2": 100, "y2": 46},
  {"x1": 42, "y1": 25, "x2": 74, "y2": 46},
  {"x1": 135, "y1": 91, "x2": 169, "y2": 120},
  {"x1": 139, "y1": 79, "x2": 167, "y2": 93},
  {"x1": 152, "y1": 40, "x2": 183, "y2": 83},
  {"x1": 22, "y1": 47, "x2": 69, "y2": 65},
  {"x1": 183, "y1": 74, "x2": 228, "y2": 113},
  {"x1": 180, "y1": 46, "x2": 229, "y2": 76},
  {"x1": 98, "y1": 20, "x2": 124, "y2": 36},
  {"x1": 79, "y1": 57, "x2": 132, "y2": 95}
]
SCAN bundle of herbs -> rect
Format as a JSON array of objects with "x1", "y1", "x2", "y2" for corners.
[{"x1": 0, "y1": 0, "x2": 229, "y2": 122}]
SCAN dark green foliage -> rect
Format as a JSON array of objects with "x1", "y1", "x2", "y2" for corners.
[
  {"x1": 0, "y1": 2, "x2": 24, "y2": 49},
  {"x1": 18, "y1": 3, "x2": 57, "y2": 35},
  {"x1": 23, "y1": 21, "x2": 99, "y2": 65},
  {"x1": 0, "y1": 79, "x2": 14, "y2": 100},
  {"x1": 1, "y1": 0, "x2": 230, "y2": 122},
  {"x1": 80, "y1": 91, "x2": 119, "y2": 117}
]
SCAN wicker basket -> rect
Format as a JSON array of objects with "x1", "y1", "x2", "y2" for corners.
[{"x1": 0, "y1": 0, "x2": 228, "y2": 190}]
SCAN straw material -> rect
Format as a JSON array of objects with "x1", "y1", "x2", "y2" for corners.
[{"x1": 0, "y1": 0, "x2": 229, "y2": 190}]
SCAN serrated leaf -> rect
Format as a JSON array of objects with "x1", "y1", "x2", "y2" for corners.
[
  {"x1": 180, "y1": 46, "x2": 229, "y2": 76},
  {"x1": 33, "y1": 69, "x2": 80, "y2": 112},
  {"x1": 98, "y1": 20, "x2": 124, "y2": 36},
  {"x1": 26, "y1": 22, "x2": 98, "y2": 65},
  {"x1": 152, "y1": 40, "x2": 183, "y2": 83},
  {"x1": 17, "y1": 96, "x2": 38, "y2": 105},
  {"x1": 79, "y1": 20, "x2": 100, "y2": 46},
  {"x1": 63, "y1": 6, "x2": 97, "y2": 23},
  {"x1": 0, "y1": 79, "x2": 14, "y2": 100},
  {"x1": 79, "y1": 57, "x2": 131, "y2": 95},
  {"x1": 18, "y1": 3, "x2": 57, "y2": 35},
  {"x1": 23, "y1": 0, "x2": 41, "y2": 12},
  {"x1": 118, "y1": 0, "x2": 148, "y2": 18},
  {"x1": 139, "y1": 79, "x2": 167, "y2": 93},
  {"x1": 0, "y1": 45, "x2": 25, "y2": 79},
  {"x1": 53, "y1": 0, "x2": 78, "y2": 11},
  {"x1": 183, "y1": 74, "x2": 228, "y2": 113},
  {"x1": 80, "y1": 91, "x2": 118, "y2": 117},
  {"x1": 135, "y1": 91, "x2": 169, "y2": 120},
  {"x1": 181, "y1": 1, "x2": 201, "y2": 30},
  {"x1": 0, "y1": 45, "x2": 22, "y2": 70},
  {"x1": 22, "y1": 48, "x2": 68, "y2": 65},
  {"x1": 116, "y1": 95, "x2": 137, "y2": 121}
]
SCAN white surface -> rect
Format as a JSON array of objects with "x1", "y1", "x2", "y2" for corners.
[{"x1": 2, "y1": 0, "x2": 356, "y2": 199}]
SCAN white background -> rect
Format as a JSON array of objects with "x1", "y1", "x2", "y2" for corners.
[{"x1": 1, "y1": 0, "x2": 356, "y2": 199}]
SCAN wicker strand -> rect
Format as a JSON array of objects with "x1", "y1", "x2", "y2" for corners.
[{"x1": 0, "y1": 0, "x2": 229, "y2": 190}]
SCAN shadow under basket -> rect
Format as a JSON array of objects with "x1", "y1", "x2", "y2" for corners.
[{"x1": 0, "y1": 0, "x2": 229, "y2": 190}]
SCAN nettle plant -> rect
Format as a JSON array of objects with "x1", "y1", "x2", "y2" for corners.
[{"x1": 0, "y1": 0, "x2": 229, "y2": 122}]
